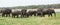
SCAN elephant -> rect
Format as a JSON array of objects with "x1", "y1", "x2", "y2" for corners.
[
  {"x1": 1, "y1": 8, "x2": 12, "y2": 17},
  {"x1": 37, "y1": 8, "x2": 56, "y2": 17},
  {"x1": 42, "y1": 8, "x2": 56, "y2": 17},
  {"x1": 20, "y1": 9, "x2": 27, "y2": 18},
  {"x1": 12, "y1": 10, "x2": 21, "y2": 18},
  {"x1": 12, "y1": 9, "x2": 29, "y2": 18}
]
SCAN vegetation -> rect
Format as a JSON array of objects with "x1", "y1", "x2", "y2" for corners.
[
  {"x1": 0, "y1": 13, "x2": 60, "y2": 25},
  {"x1": 0, "y1": 4, "x2": 60, "y2": 9}
]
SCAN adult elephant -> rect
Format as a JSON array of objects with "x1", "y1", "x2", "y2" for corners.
[
  {"x1": 20, "y1": 9, "x2": 27, "y2": 18},
  {"x1": 47, "y1": 8, "x2": 56, "y2": 17},
  {"x1": 37, "y1": 8, "x2": 56, "y2": 17},
  {"x1": 42, "y1": 8, "x2": 56, "y2": 17},
  {"x1": 12, "y1": 10, "x2": 21, "y2": 18},
  {"x1": 1, "y1": 8, "x2": 12, "y2": 17}
]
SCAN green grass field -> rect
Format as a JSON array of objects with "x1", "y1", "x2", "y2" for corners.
[{"x1": 0, "y1": 13, "x2": 60, "y2": 25}]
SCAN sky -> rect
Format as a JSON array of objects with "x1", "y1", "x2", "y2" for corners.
[{"x1": 0, "y1": 0, "x2": 60, "y2": 7}]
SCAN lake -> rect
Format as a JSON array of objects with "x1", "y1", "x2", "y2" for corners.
[{"x1": 12, "y1": 9, "x2": 60, "y2": 12}]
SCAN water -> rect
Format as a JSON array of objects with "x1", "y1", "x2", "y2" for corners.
[
  {"x1": 12, "y1": 9, "x2": 60, "y2": 12},
  {"x1": 54, "y1": 9, "x2": 60, "y2": 12}
]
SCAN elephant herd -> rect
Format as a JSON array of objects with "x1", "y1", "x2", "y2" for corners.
[{"x1": 0, "y1": 8, "x2": 56, "y2": 18}]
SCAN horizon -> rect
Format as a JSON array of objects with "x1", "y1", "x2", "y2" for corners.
[{"x1": 0, "y1": 0, "x2": 60, "y2": 7}]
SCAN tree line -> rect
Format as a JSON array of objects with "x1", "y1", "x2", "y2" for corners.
[{"x1": 0, "y1": 4, "x2": 60, "y2": 9}]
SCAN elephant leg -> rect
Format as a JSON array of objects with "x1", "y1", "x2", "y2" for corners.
[
  {"x1": 43, "y1": 14, "x2": 45, "y2": 17},
  {"x1": 12, "y1": 14, "x2": 15, "y2": 18},
  {"x1": 17, "y1": 15, "x2": 19, "y2": 18},
  {"x1": 20, "y1": 15, "x2": 22, "y2": 18},
  {"x1": 48, "y1": 14, "x2": 50, "y2": 17},
  {"x1": 40, "y1": 15, "x2": 43, "y2": 17},
  {"x1": 30, "y1": 14, "x2": 32, "y2": 16},
  {"x1": 24, "y1": 15, "x2": 26, "y2": 18},
  {"x1": 21, "y1": 14, "x2": 23, "y2": 18},
  {"x1": 50, "y1": 13, "x2": 52, "y2": 17},
  {"x1": 29, "y1": 14, "x2": 32, "y2": 16},
  {"x1": 13, "y1": 15, "x2": 15, "y2": 18},
  {"x1": 40, "y1": 13, "x2": 43, "y2": 17},
  {"x1": 29, "y1": 13, "x2": 32, "y2": 16},
  {"x1": 9, "y1": 14, "x2": 10, "y2": 17},
  {"x1": 6, "y1": 14, "x2": 8, "y2": 17},
  {"x1": 48, "y1": 15, "x2": 50, "y2": 17},
  {"x1": 26, "y1": 14, "x2": 29, "y2": 18},
  {"x1": 37, "y1": 13, "x2": 40, "y2": 16},
  {"x1": 2, "y1": 13, "x2": 5, "y2": 17},
  {"x1": 23, "y1": 15, "x2": 25, "y2": 17},
  {"x1": 22, "y1": 15, "x2": 24, "y2": 17},
  {"x1": 34, "y1": 14, "x2": 36, "y2": 16},
  {"x1": 27, "y1": 15, "x2": 29, "y2": 18}
]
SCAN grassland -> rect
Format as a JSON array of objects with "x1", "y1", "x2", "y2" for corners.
[{"x1": 0, "y1": 13, "x2": 60, "y2": 25}]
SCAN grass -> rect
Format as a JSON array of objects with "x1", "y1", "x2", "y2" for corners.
[{"x1": 0, "y1": 13, "x2": 60, "y2": 25}]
